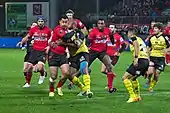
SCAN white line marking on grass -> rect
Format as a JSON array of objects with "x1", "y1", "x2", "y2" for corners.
[{"x1": 75, "y1": 92, "x2": 170, "y2": 101}]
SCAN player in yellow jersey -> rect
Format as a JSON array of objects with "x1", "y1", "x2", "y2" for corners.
[
  {"x1": 146, "y1": 22, "x2": 170, "y2": 93},
  {"x1": 122, "y1": 28, "x2": 149, "y2": 103},
  {"x1": 56, "y1": 20, "x2": 93, "y2": 98}
]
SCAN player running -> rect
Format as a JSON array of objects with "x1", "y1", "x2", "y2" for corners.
[
  {"x1": 122, "y1": 27, "x2": 149, "y2": 103},
  {"x1": 48, "y1": 15, "x2": 87, "y2": 97},
  {"x1": 146, "y1": 22, "x2": 170, "y2": 93},
  {"x1": 87, "y1": 18, "x2": 116, "y2": 93},
  {"x1": 20, "y1": 16, "x2": 51, "y2": 88},
  {"x1": 101, "y1": 24, "x2": 126, "y2": 76}
]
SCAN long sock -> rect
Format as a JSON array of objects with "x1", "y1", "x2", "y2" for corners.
[
  {"x1": 49, "y1": 82, "x2": 55, "y2": 92},
  {"x1": 71, "y1": 76, "x2": 86, "y2": 91},
  {"x1": 149, "y1": 80, "x2": 157, "y2": 89},
  {"x1": 123, "y1": 79, "x2": 136, "y2": 98},
  {"x1": 131, "y1": 79, "x2": 140, "y2": 97},
  {"x1": 83, "y1": 74, "x2": 91, "y2": 91},
  {"x1": 56, "y1": 77, "x2": 67, "y2": 88},
  {"x1": 26, "y1": 72, "x2": 32, "y2": 84},
  {"x1": 107, "y1": 72, "x2": 116, "y2": 89},
  {"x1": 56, "y1": 80, "x2": 64, "y2": 88}
]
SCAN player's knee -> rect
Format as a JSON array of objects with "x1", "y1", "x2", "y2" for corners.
[
  {"x1": 62, "y1": 70, "x2": 70, "y2": 77},
  {"x1": 37, "y1": 64, "x2": 44, "y2": 71},
  {"x1": 27, "y1": 63, "x2": 33, "y2": 72},
  {"x1": 80, "y1": 61, "x2": 88, "y2": 74},
  {"x1": 122, "y1": 72, "x2": 129, "y2": 81},
  {"x1": 122, "y1": 76, "x2": 126, "y2": 81},
  {"x1": 106, "y1": 64, "x2": 112, "y2": 72},
  {"x1": 49, "y1": 77, "x2": 56, "y2": 82}
]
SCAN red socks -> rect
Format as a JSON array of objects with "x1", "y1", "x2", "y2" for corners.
[
  {"x1": 107, "y1": 72, "x2": 116, "y2": 89},
  {"x1": 56, "y1": 80, "x2": 63, "y2": 88},
  {"x1": 26, "y1": 72, "x2": 32, "y2": 84}
]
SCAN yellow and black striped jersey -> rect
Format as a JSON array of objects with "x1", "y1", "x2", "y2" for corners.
[
  {"x1": 129, "y1": 36, "x2": 149, "y2": 59},
  {"x1": 148, "y1": 33, "x2": 170, "y2": 57}
]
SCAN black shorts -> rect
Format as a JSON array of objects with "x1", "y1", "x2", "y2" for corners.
[
  {"x1": 110, "y1": 56, "x2": 119, "y2": 66},
  {"x1": 69, "y1": 52, "x2": 89, "y2": 70},
  {"x1": 48, "y1": 51, "x2": 68, "y2": 67},
  {"x1": 26, "y1": 46, "x2": 33, "y2": 53},
  {"x1": 150, "y1": 56, "x2": 165, "y2": 72},
  {"x1": 27, "y1": 49, "x2": 46, "y2": 65},
  {"x1": 126, "y1": 58, "x2": 149, "y2": 76},
  {"x1": 89, "y1": 50, "x2": 106, "y2": 66},
  {"x1": 24, "y1": 52, "x2": 31, "y2": 62}
]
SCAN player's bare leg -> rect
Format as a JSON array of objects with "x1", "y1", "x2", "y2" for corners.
[
  {"x1": 102, "y1": 55, "x2": 116, "y2": 93},
  {"x1": 56, "y1": 65, "x2": 86, "y2": 96},
  {"x1": 122, "y1": 73, "x2": 139, "y2": 103},
  {"x1": 144, "y1": 62, "x2": 154, "y2": 88},
  {"x1": 23, "y1": 63, "x2": 33, "y2": 88},
  {"x1": 101, "y1": 63, "x2": 107, "y2": 74},
  {"x1": 49, "y1": 66, "x2": 58, "y2": 97},
  {"x1": 23, "y1": 62, "x2": 28, "y2": 77},
  {"x1": 149, "y1": 69, "x2": 159, "y2": 93},
  {"x1": 56, "y1": 64, "x2": 70, "y2": 96},
  {"x1": 37, "y1": 62, "x2": 46, "y2": 84}
]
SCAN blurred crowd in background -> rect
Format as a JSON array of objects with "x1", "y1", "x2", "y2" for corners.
[{"x1": 0, "y1": 0, "x2": 170, "y2": 37}]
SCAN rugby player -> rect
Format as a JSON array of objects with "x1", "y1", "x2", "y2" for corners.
[
  {"x1": 65, "y1": 9, "x2": 88, "y2": 35},
  {"x1": 122, "y1": 27, "x2": 149, "y2": 103},
  {"x1": 146, "y1": 22, "x2": 170, "y2": 92},
  {"x1": 101, "y1": 24, "x2": 126, "y2": 76},
  {"x1": 48, "y1": 15, "x2": 87, "y2": 97},
  {"x1": 20, "y1": 16, "x2": 51, "y2": 88},
  {"x1": 88, "y1": 18, "x2": 116, "y2": 93},
  {"x1": 56, "y1": 20, "x2": 93, "y2": 98}
]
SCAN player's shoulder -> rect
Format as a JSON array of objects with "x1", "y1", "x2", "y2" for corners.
[
  {"x1": 30, "y1": 26, "x2": 38, "y2": 31},
  {"x1": 114, "y1": 33, "x2": 122, "y2": 38},
  {"x1": 44, "y1": 26, "x2": 52, "y2": 31},
  {"x1": 54, "y1": 25, "x2": 61, "y2": 29},
  {"x1": 54, "y1": 25, "x2": 63, "y2": 31},
  {"x1": 104, "y1": 27, "x2": 110, "y2": 31},
  {"x1": 74, "y1": 18, "x2": 81, "y2": 22},
  {"x1": 90, "y1": 27, "x2": 98, "y2": 32}
]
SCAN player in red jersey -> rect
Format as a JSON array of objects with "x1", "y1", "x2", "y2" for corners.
[
  {"x1": 101, "y1": 24, "x2": 126, "y2": 81},
  {"x1": 20, "y1": 16, "x2": 52, "y2": 88},
  {"x1": 145, "y1": 21, "x2": 156, "y2": 42},
  {"x1": 65, "y1": 9, "x2": 88, "y2": 35},
  {"x1": 88, "y1": 18, "x2": 117, "y2": 93},
  {"x1": 163, "y1": 21, "x2": 170, "y2": 65},
  {"x1": 48, "y1": 15, "x2": 86, "y2": 97}
]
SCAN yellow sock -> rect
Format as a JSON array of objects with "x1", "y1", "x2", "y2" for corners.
[
  {"x1": 131, "y1": 79, "x2": 140, "y2": 97},
  {"x1": 149, "y1": 80, "x2": 157, "y2": 89},
  {"x1": 72, "y1": 76, "x2": 86, "y2": 91},
  {"x1": 123, "y1": 79, "x2": 136, "y2": 98},
  {"x1": 83, "y1": 74, "x2": 91, "y2": 91}
]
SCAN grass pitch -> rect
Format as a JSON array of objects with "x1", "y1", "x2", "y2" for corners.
[{"x1": 0, "y1": 49, "x2": 170, "y2": 113}]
